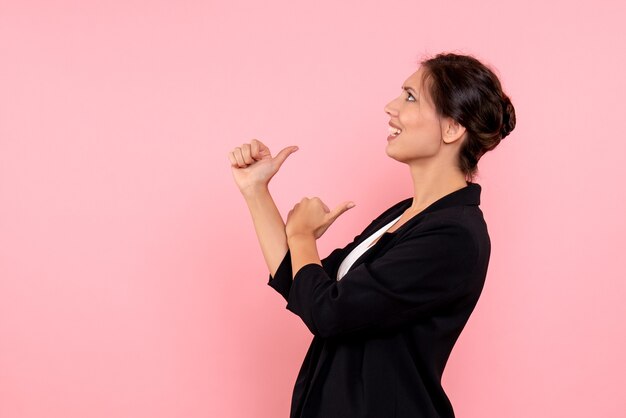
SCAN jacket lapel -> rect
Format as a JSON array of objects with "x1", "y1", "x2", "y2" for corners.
[{"x1": 337, "y1": 183, "x2": 482, "y2": 276}]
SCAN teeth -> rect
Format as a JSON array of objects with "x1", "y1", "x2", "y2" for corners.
[{"x1": 388, "y1": 126, "x2": 402, "y2": 136}]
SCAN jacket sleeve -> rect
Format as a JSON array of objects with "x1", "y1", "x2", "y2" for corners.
[
  {"x1": 284, "y1": 221, "x2": 480, "y2": 339},
  {"x1": 267, "y1": 200, "x2": 406, "y2": 300},
  {"x1": 267, "y1": 238, "x2": 358, "y2": 302}
]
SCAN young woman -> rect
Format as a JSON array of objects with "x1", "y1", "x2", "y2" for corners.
[{"x1": 228, "y1": 52, "x2": 516, "y2": 418}]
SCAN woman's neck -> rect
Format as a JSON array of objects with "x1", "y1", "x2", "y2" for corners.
[{"x1": 407, "y1": 163, "x2": 468, "y2": 212}]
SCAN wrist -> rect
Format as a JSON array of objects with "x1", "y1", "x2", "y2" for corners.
[
  {"x1": 287, "y1": 232, "x2": 316, "y2": 243},
  {"x1": 287, "y1": 233, "x2": 321, "y2": 277},
  {"x1": 241, "y1": 183, "x2": 270, "y2": 200}
]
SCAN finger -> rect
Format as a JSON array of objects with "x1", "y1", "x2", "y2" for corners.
[
  {"x1": 241, "y1": 143, "x2": 254, "y2": 164},
  {"x1": 329, "y1": 201, "x2": 356, "y2": 220},
  {"x1": 255, "y1": 139, "x2": 271, "y2": 158},
  {"x1": 250, "y1": 139, "x2": 260, "y2": 159},
  {"x1": 273, "y1": 146, "x2": 299, "y2": 168},
  {"x1": 255, "y1": 138, "x2": 268, "y2": 152},
  {"x1": 234, "y1": 148, "x2": 246, "y2": 167},
  {"x1": 312, "y1": 197, "x2": 331, "y2": 213},
  {"x1": 227, "y1": 152, "x2": 238, "y2": 166}
]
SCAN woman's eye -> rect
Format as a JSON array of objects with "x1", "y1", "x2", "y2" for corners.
[{"x1": 406, "y1": 92, "x2": 416, "y2": 102}]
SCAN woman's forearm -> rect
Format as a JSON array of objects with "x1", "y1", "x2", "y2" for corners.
[
  {"x1": 287, "y1": 234, "x2": 322, "y2": 280},
  {"x1": 242, "y1": 185, "x2": 289, "y2": 278}
]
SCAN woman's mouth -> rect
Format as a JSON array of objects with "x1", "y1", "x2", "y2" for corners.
[{"x1": 387, "y1": 126, "x2": 402, "y2": 141}]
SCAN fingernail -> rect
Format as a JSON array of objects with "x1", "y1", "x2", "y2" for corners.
[{"x1": 347, "y1": 202, "x2": 355, "y2": 208}]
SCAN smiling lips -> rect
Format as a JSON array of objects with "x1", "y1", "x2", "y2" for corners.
[
  {"x1": 388, "y1": 123, "x2": 402, "y2": 141},
  {"x1": 388, "y1": 126, "x2": 402, "y2": 136}
]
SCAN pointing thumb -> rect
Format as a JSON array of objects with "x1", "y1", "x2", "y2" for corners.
[
  {"x1": 330, "y1": 201, "x2": 356, "y2": 221},
  {"x1": 273, "y1": 146, "x2": 299, "y2": 168}
]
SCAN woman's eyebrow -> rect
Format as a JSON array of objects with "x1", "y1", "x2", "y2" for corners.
[{"x1": 402, "y1": 85, "x2": 417, "y2": 93}]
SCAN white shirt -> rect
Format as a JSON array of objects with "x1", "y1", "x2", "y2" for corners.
[{"x1": 336, "y1": 215, "x2": 402, "y2": 281}]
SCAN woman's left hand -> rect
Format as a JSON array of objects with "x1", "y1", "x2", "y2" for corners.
[{"x1": 286, "y1": 197, "x2": 356, "y2": 240}]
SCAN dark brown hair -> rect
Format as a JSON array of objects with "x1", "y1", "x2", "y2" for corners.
[{"x1": 419, "y1": 53, "x2": 516, "y2": 181}]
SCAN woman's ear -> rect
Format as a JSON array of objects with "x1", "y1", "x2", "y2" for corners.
[{"x1": 442, "y1": 117, "x2": 467, "y2": 144}]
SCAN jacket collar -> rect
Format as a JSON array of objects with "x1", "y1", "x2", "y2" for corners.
[
  {"x1": 372, "y1": 182, "x2": 482, "y2": 237},
  {"x1": 397, "y1": 181, "x2": 481, "y2": 216},
  {"x1": 339, "y1": 182, "x2": 482, "y2": 276}
]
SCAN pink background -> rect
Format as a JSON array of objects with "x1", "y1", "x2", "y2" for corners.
[{"x1": 1, "y1": 0, "x2": 625, "y2": 417}]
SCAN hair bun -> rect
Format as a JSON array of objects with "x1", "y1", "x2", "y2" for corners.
[{"x1": 500, "y1": 95, "x2": 516, "y2": 139}]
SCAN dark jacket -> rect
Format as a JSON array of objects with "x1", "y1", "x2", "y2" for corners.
[{"x1": 267, "y1": 182, "x2": 490, "y2": 418}]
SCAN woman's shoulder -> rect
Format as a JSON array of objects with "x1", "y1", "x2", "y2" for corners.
[{"x1": 414, "y1": 205, "x2": 490, "y2": 256}]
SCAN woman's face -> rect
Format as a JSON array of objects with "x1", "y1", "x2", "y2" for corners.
[{"x1": 383, "y1": 67, "x2": 445, "y2": 163}]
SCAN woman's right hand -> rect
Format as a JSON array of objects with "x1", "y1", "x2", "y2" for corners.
[{"x1": 228, "y1": 139, "x2": 299, "y2": 195}]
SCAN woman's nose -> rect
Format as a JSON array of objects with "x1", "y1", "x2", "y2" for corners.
[{"x1": 384, "y1": 100, "x2": 397, "y2": 117}]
